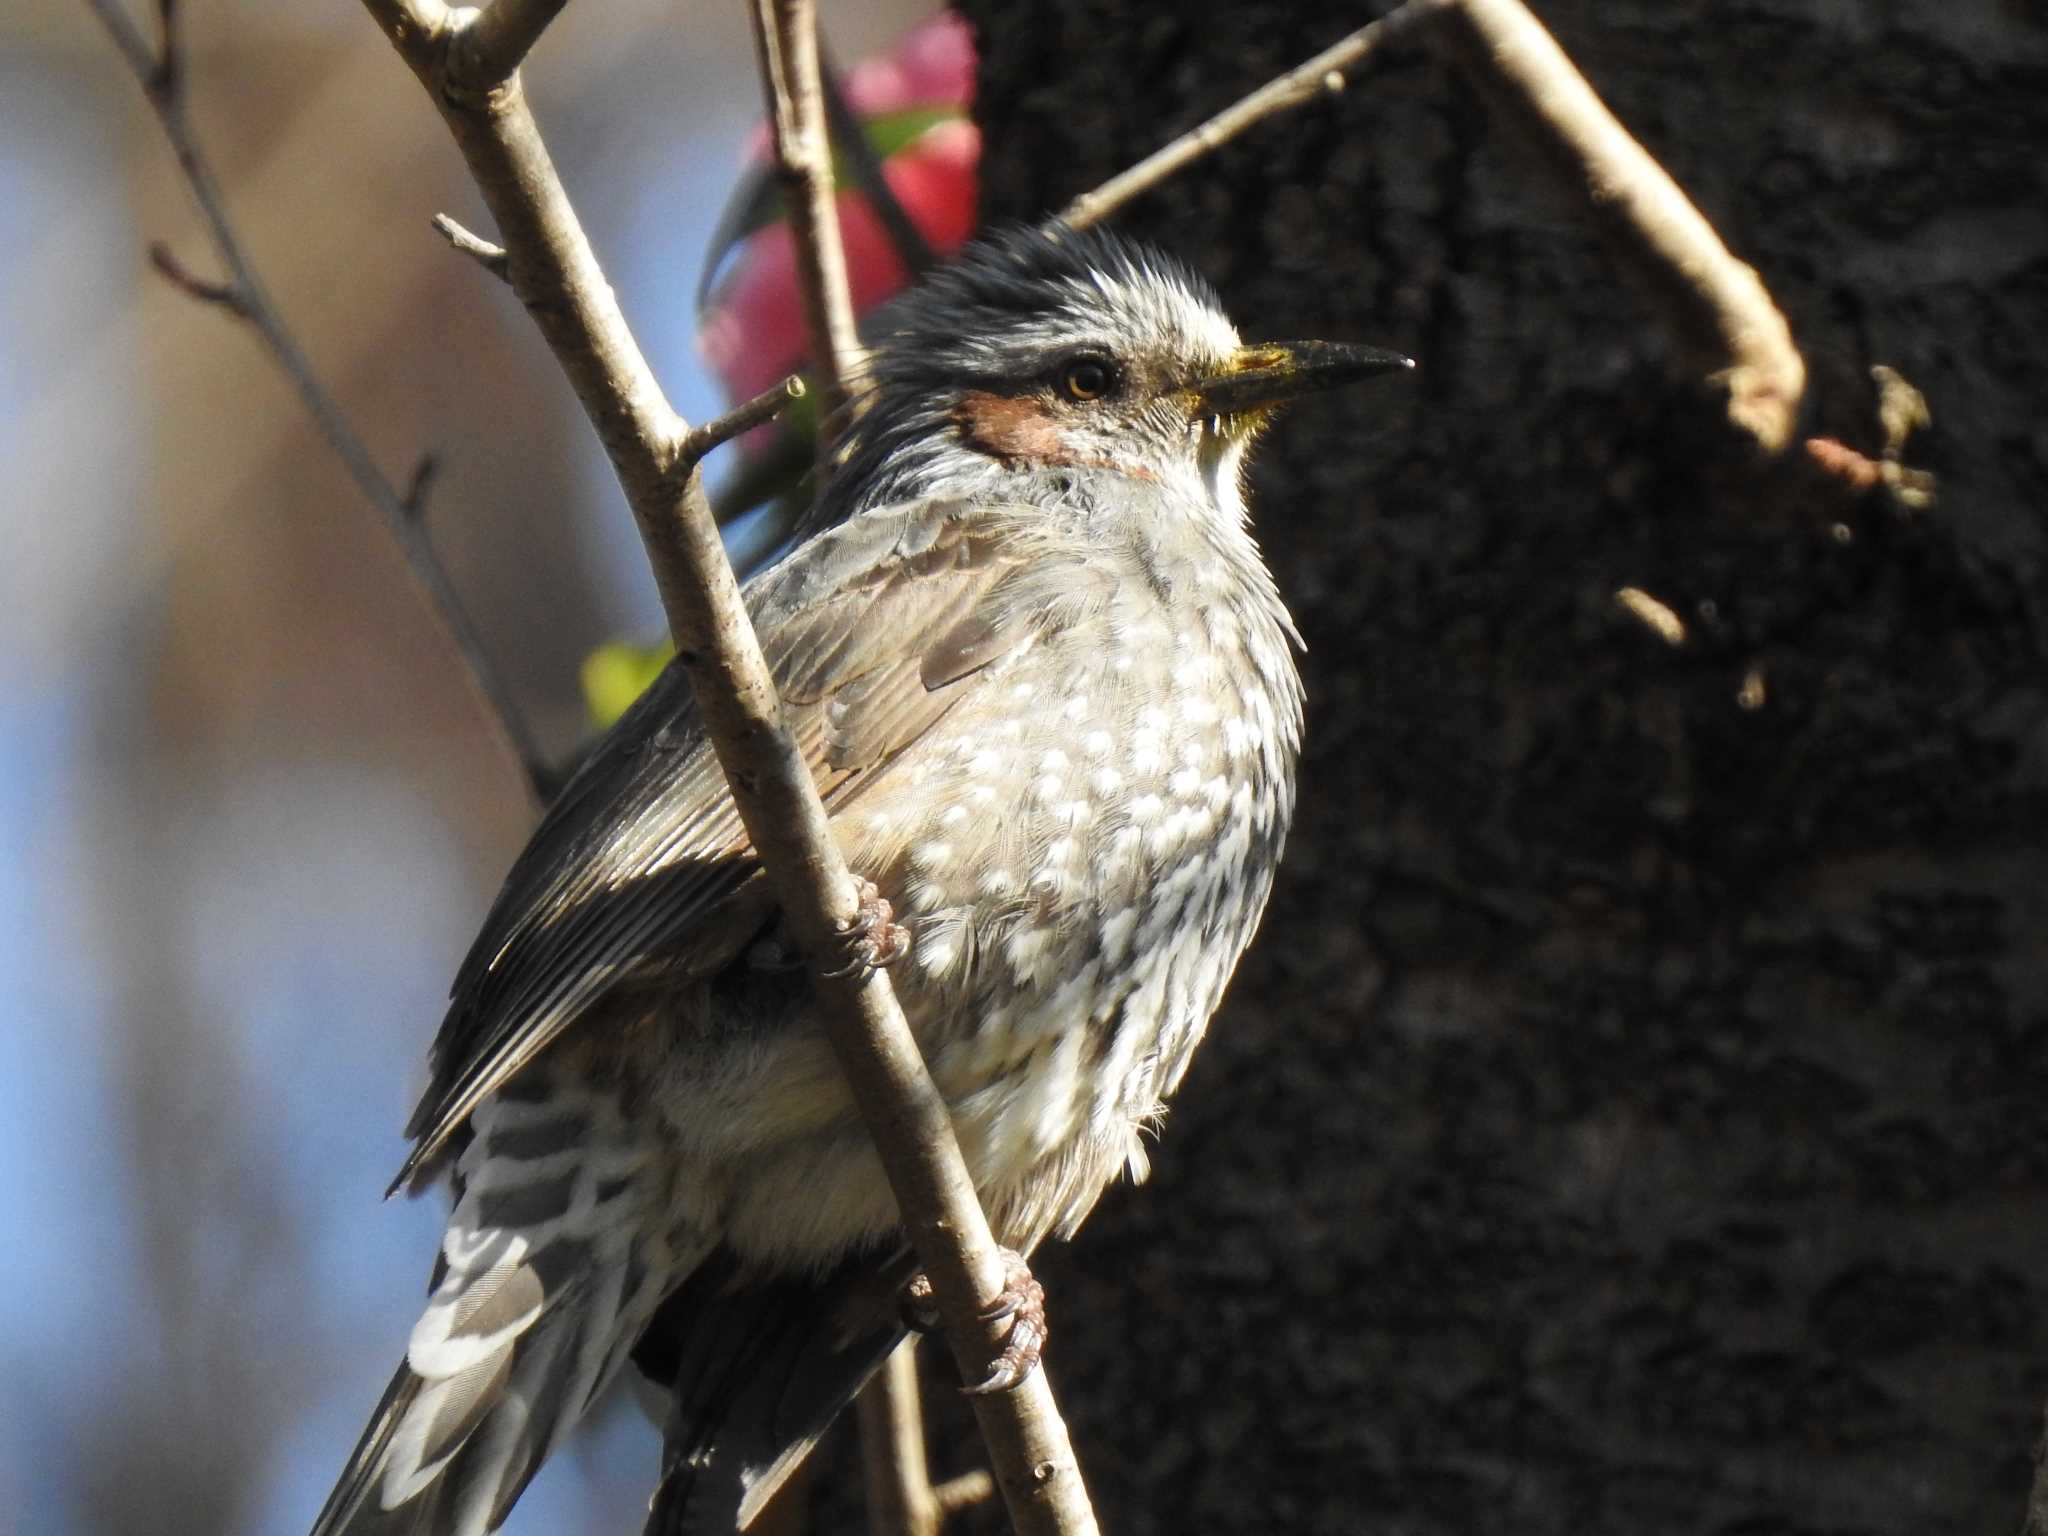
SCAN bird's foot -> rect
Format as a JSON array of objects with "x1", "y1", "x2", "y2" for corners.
[
  {"x1": 821, "y1": 879, "x2": 911, "y2": 979},
  {"x1": 964, "y1": 1249, "x2": 1048, "y2": 1395},
  {"x1": 899, "y1": 1247, "x2": 1049, "y2": 1395}
]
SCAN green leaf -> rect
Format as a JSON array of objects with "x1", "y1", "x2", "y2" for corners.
[
  {"x1": 580, "y1": 639, "x2": 675, "y2": 730},
  {"x1": 858, "y1": 104, "x2": 961, "y2": 163}
]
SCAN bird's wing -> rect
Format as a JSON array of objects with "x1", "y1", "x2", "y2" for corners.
[{"x1": 395, "y1": 496, "x2": 1094, "y2": 1188}]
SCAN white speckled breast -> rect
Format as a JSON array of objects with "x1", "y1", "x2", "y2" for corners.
[{"x1": 859, "y1": 499, "x2": 1303, "y2": 1247}]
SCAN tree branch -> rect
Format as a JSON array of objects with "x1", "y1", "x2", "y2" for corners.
[
  {"x1": 1429, "y1": 0, "x2": 1806, "y2": 452},
  {"x1": 87, "y1": 0, "x2": 556, "y2": 807},
  {"x1": 1059, "y1": 0, "x2": 1447, "y2": 231},
  {"x1": 1060, "y1": 0, "x2": 1805, "y2": 456},
  {"x1": 857, "y1": 1342, "x2": 937, "y2": 1536},
  {"x1": 747, "y1": 0, "x2": 865, "y2": 447},
  {"x1": 431, "y1": 212, "x2": 511, "y2": 281},
  {"x1": 747, "y1": 6, "x2": 1101, "y2": 1532},
  {"x1": 147, "y1": 240, "x2": 247, "y2": 312},
  {"x1": 678, "y1": 374, "x2": 807, "y2": 461},
  {"x1": 354, "y1": 2, "x2": 1098, "y2": 1530},
  {"x1": 855, "y1": 1341, "x2": 998, "y2": 1535}
]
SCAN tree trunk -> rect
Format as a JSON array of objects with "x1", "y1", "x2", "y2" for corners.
[{"x1": 953, "y1": 3, "x2": 2048, "y2": 1532}]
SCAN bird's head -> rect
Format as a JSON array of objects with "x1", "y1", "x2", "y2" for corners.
[{"x1": 814, "y1": 224, "x2": 1409, "y2": 526}]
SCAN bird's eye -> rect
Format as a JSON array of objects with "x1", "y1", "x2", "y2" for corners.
[{"x1": 1058, "y1": 357, "x2": 1114, "y2": 402}]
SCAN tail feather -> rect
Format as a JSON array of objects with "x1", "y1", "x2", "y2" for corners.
[
  {"x1": 314, "y1": 1082, "x2": 691, "y2": 1536},
  {"x1": 640, "y1": 1247, "x2": 914, "y2": 1536},
  {"x1": 311, "y1": 1368, "x2": 432, "y2": 1536}
]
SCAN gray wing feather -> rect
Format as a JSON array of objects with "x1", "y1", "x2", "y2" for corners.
[{"x1": 396, "y1": 498, "x2": 1058, "y2": 1186}]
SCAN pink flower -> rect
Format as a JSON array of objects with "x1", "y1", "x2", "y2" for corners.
[
  {"x1": 844, "y1": 10, "x2": 976, "y2": 116},
  {"x1": 700, "y1": 12, "x2": 980, "y2": 419}
]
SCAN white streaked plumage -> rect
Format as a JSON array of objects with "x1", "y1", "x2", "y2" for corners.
[{"x1": 307, "y1": 221, "x2": 1401, "y2": 1536}]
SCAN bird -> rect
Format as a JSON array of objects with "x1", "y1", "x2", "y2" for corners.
[{"x1": 310, "y1": 222, "x2": 1410, "y2": 1536}]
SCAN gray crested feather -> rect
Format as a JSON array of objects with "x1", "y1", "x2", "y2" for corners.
[{"x1": 809, "y1": 223, "x2": 1236, "y2": 530}]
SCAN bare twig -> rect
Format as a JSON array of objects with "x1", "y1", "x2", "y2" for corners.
[
  {"x1": 1060, "y1": 1, "x2": 1447, "y2": 230},
  {"x1": 1736, "y1": 666, "x2": 1767, "y2": 712},
  {"x1": 359, "y1": 0, "x2": 712, "y2": 630},
  {"x1": 935, "y1": 1469, "x2": 998, "y2": 1522},
  {"x1": 1615, "y1": 587, "x2": 1687, "y2": 648},
  {"x1": 88, "y1": 0, "x2": 555, "y2": 808},
  {"x1": 855, "y1": 1343, "x2": 997, "y2": 1536},
  {"x1": 678, "y1": 374, "x2": 806, "y2": 460},
  {"x1": 858, "y1": 1342, "x2": 940, "y2": 1536},
  {"x1": 1804, "y1": 367, "x2": 1936, "y2": 510},
  {"x1": 1871, "y1": 364, "x2": 1930, "y2": 461},
  {"x1": 94, "y1": 0, "x2": 155, "y2": 77},
  {"x1": 431, "y1": 212, "x2": 511, "y2": 281},
  {"x1": 1804, "y1": 438, "x2": 1883, "y2": 493},
  {"x1": 1430, "y1": 0, "x2": 1806, "y2": 453},
  {"x1": 147, "y1": 241, "x2": 245, "y2": 312},
  {"x1": 748, "y1": 0, "x2": 865, "y2": 446},
  {"x1": 1063, "y1": 0, "x2": 1804, "y2": 455},
  {"x1": 819, "y1": 37, "x2": 937, "y2": 279},
  {"x1": 353, "y1": 3, "x2": 1098, "y2": 1531},
  {"x1": 400, "y1": 453, "x2": 441, "y2": 520},
  {"x1": 151, "y1": 0, "x2": 180, "y2": 90}
]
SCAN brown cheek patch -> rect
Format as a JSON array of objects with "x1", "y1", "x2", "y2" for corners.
[{"x1": 956, "y1": 390, "x2": 1066, "y2": 464}]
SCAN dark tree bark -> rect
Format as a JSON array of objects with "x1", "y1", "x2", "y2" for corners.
[{"x1": 947, "y1": 4, "x2": 2048, "y2": 1533}]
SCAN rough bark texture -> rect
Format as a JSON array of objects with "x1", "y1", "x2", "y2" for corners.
[{"x1": 944, "y1": 3, "x2": 2048, "y2": 1533}]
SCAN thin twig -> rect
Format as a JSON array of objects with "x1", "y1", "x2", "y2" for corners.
[
  {"x1": 431, "y1": 212, "x2": 511, "y2": 281},
  {"x1": 360, "y1": 0, "x2": 711, "y2": 630},
  {"x1": 400, "y1": 453, "x2": 441, "y2": 520},
  {"x1": 1615, "y1": 586, "x2": 1688, "y2": 648},
  {"x1": 748, "y1": 0, "x2": 864, "y2": 449},
  {"x1": 854, "y1": 1341, "x2": 997, "y2": 1534},
  {"x1": 853, "y1": 1343, "x2": 997, "y2": 1536},
  {"x1": 1059, "y1": 0, "x2": 1804, "y2": 454},
  {"x1": 858, "y1": 1342, "x2": 940, "y2": 1536},
  {"x1": 818, "y1": 36, "x2": 937, "y2": 279},
  {"x1": 93, "y1": 0, "x2": 154, "y2": 75},
  {"x1": 1059, "y1": 1, "x2": 1448, "y2": 230},
  {"x1": 148, "y1": 241, "x2": 245, "y2": 312},
  {"x1": 934, "y1": 1470, "x2": 997, "y2": 1522},
  {"x1": 88, "y1": 0, "x2": 555, "y2": 808},
  {"x1": 678, "y1": 374, "x2": 806, "y2": 460},
  {"x1": 350, "y1": 6, "x2": 1099, "y2": 1531},
  {"x1": 151, "y1": 0, "x2": 179, "y2": 91},
  {"x1": 1429, "y1": 0, "x2": 1806, "y2": 453}
]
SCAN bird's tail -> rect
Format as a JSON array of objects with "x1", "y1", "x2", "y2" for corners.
[
  {"x1": 311, "y1": 1076, "x2": 690, "y2": 1536},
  {"x1": 640, "y1": 1246, "x2": 914, "y2": 1536}
]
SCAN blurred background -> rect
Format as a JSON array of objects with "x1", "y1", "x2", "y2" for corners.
[
  {"x1": 3, "y1": 4, "x2": 928, "y2": 1533},
  {"x1": 10, "y1": 3, "x2": 2048, "y2": 1536}
]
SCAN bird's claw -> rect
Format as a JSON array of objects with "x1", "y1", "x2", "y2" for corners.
[
  {"x1": 964, "y1": 1248, "x2": 1047, "y2": 1395},
  {"x1": 821, "y1": 879, "x2": 911, "y2": 979},
  {"x1": 898, "y1": 1248, "x2": 1049, "y2": 1395}
]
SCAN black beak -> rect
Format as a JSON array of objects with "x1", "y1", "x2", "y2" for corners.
[{"x1": 1192, "y1": 340, "x2": 1413, "y2": 414}]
